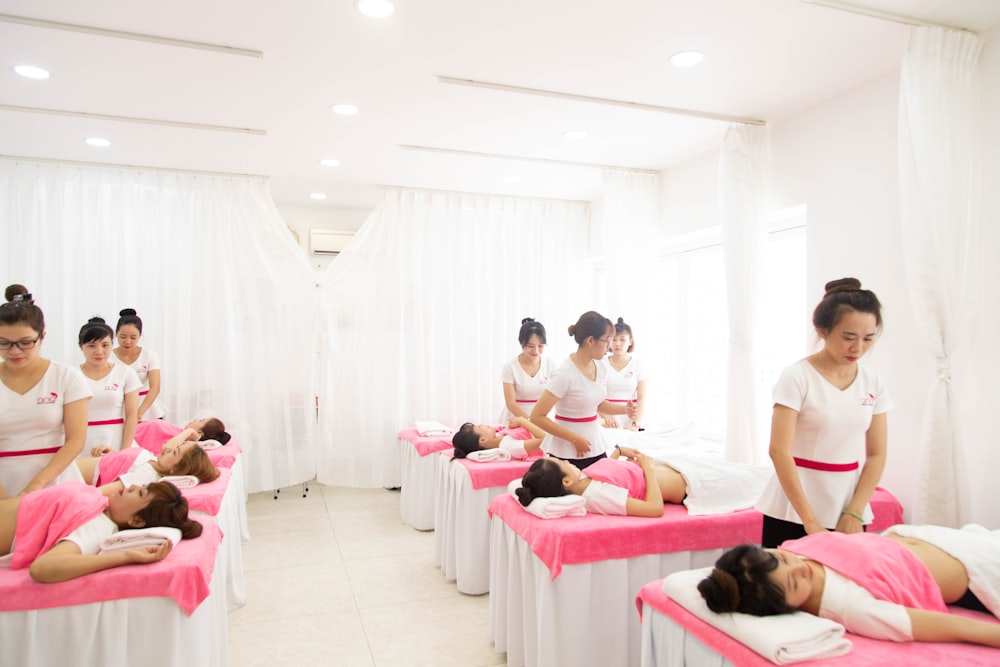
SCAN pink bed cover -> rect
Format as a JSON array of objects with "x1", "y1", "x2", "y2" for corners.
[{"x1": 398, "y1": 428, "x2": 454, "y2": 457}]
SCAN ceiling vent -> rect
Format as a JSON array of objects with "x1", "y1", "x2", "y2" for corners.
[{"x1": 310, "y1": 229, "x2": 354, "y2": 256}]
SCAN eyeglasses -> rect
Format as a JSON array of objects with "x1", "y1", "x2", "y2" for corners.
[
  {"x1": 597, "y1": 338, "x2": 610, "y2": 345},
  {"x1": 0, "y1": 335, "x2": 41, "y2": 351}
]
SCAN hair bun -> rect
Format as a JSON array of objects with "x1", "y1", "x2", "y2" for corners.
[
  {"x1": 823, "y1": 277, "x2": 862, "y2": 297},
  {"x1": 616, "y1": 317, "x2": 625, "y2": 325},
  {"x1": 216, "y1": 432, "x2": 232, "y2": 446},
  {"x1": 698, "y1": 569, "x2": 742, "y2": 614},
  {"x1": 521, "y1": 317, "x2": 535, "y2": 325},
  {"x1": 119, "y1": 308, "x2": 138, "y2": 317},
  {"x1": 87, "y1": 316, "x2": 107, "y2": 325},
  {"x1": 514, "y1": 486, "x2": 534, "y2": 507}
]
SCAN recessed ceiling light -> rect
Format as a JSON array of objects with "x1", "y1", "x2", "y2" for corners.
[
  {"x1": 355, "y1": 0, "x2": 395, "y2": 18},
  {"x1": 13, "y1": 65, "x2": 50, "y2": 80},
  {"x1": 562, "y1": 129, "x2": 587, "y2": 141},
  {"x1": 85, "y1": 137, "x2": 111, "y2": 147},
  {"x1": 310, "y1": 193, "x2": 328, "y2": 200},
  {"x1": 319, "y1": 158, "x2": 341, "y2": 167},
  {"x1": 331, "y1": 104, "x2": 359, "y2": 115},
  {"x1": 669, "y1": 51, "x2": 704, "y2": 68},
  {"x1": 503, "y1": 175, "x2": 521, "y2": 183}
]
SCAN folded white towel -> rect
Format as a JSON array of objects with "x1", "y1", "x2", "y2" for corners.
[
  {"x1": 415, "y1": 420, "x2": 452, "y2": 436},
  {"x1": 465, "y1": 449, "x2": 512, "y2": 463},
  {"x1": 662, "y1": 568, "x2": 851, "y2": 664},
  {"x1": 507, "y1": 478, "x2": 587, "y2": 519},
  {"x1": 197, "y1": 439, "x2": 223, "y2": 450},
  {"x1": 98, "y1": 526, "x2": 182, "y2": 554},
  {"x1": 159, "y1": 475, "x2": 200, "y2": 488}
]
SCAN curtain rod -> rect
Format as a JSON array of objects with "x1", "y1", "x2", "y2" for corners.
[
  {"x1": 374, "y1": 184, "x2": 591, "y2": 206},
  {"x1": 0, "y1": 104, "x2": 267, "y2": 136},
  {"x1": 0, "y1": 13, "x2": 264, "y2": 57},
  {"x1": 436, "y1": 75, "x2": 766, "y2": 126},
  {"x1": 399, "y1": 144, "x2": 662, "y2": 175},
  {"x1": 798, "y1": 0, "x2": 972, "y2": 31},
  {"x1": 0, "y1": 154, "x2": 269, "y2": 180}
]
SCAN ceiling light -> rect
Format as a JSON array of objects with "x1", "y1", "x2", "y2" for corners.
[
  {"x1": 319, "y1": 158, "x2": 341, "y2": 167},
  {"x1": 562, "y1": 130, "x2": 587, "y2": 141},
  {"x1": 13, "y1": 65, "x2": 50, "y2": 79},
  {"x1": 355, "y1": 0, "x2": 395, "y2": 18},
  {"x1": 310, "y1": 193, "x2": 328, "y2": 200},
  {"x1": 331, "y1": 104, "x2": 359, "y2": 115},
  {"x1": 85, "y1": 137, "x2": 111, "y2": 147},
  {"x1": 669, "y1": 51, "x2": 704, "y2": 68},
  {"x1": 503, "y1": 175, "x2": 521, "y2": 183}
]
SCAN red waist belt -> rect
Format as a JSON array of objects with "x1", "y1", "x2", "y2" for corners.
[
  {"x1": 794, "y1": 457, "x2": 859, "y2": 472},
  {"x1": 605, "y1": 399, "x2": 631, "y2": 403},
  {"x1": 515, "y1": 399, "x2": 537, "y2": 403},
  {"x1": 139, "y1": 390, "x2": 149, "y2": 396},
  {"x1": 88, "y1": 418, "x2": 125, "y2": 426},
  {"x1": 555, "y1": 414, "x2": 597, "y2": 423},
  {"x1": 0, "y1": 446, "x2": 61, "y2": 458}
]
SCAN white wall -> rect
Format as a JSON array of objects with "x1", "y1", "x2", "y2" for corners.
[
  {"x1": 658, "y1": 26, "x2": 1000, "y2": 527},
  {"x1": 276, "y1": 206, "x2": 373, "y2": 271}
]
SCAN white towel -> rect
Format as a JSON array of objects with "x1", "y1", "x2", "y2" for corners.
[
  {"x1": 197, "y1": 439, "x2": 223, "y2": 450},
  {"x1": 465, "y1": 449, "x2": 512, "y2": 463},
  {"x1": 159, "y1": 475, "x2": 200, "y2": 489},
  {"x1": 98, "y1": 526, "x2": 182, "y2": 554},
  {"x1": 507, "y1": 478, "x2": 587, "y2": 519},
  {"x1": 662, "y1": 568, "x2": 852, "y2": 664},
  {"x1": 415, "y1": 420, "x2": 452, "y2": 437}
]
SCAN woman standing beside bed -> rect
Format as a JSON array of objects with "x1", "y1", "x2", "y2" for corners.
[
  {"x1": 113, "y1": 308, "x2": 166, "y2": 421},
  {"x1": 599, "y1": 317, "x2": 648, "y2": 430},
  {"x1": 0, "y1": 285, "x2": 91, "y2": 496},
  {"x1": 500, "y1": 318, "x2": 554, "y2": 422},
  {"x1": 77, "y1": 317, "x2": 142, "y2": 453},
  {"x1": 755, "y1": 278, "x2": 892, "y2": 548}
]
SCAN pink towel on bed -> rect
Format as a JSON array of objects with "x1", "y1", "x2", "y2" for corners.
[
  {"x1": 398, "y1": 428, "x2": 454, "y2": 456},
  {"x1": 457, "y1": 458, "x2": 536, "y2": 490},
  {"x1": 180, "y1": 467, "x2": 231, "y2": 515},
  {"x1": 781, "y1": 532, "x2": 947, "y2": 613},
  {"x1": 11, "y1": 482, "x2": 108, "y2": 569},
  {"x1": 95, "y1": 447, "x2": 144, "y2": 486}
]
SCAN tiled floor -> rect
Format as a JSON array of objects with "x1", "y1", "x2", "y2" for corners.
[{"x1": 229, "y1": 484, "x2": 507, "y2": 667}]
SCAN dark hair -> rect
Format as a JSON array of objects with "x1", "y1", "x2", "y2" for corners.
[
  {"x1": 173, "y1": 447, "x2": 220, "y2": 484},
  {"x1": 0, "y1": 284, "x2": 45, "y2": 333},
  {"x1": 451, "y1": 423, "x2": 482, "y2": 459},
  {"x1": 567, "y1": 311, "x2": 612, "y2": 345},
  {"x1": 131, "y1": 481, "x2": 203, "y2": 539},
  {"x1": 515, "y1": 458, "x2": 570, "y2": 506},
  {"x1": 613, "y1": 317, "x2": 635, "y2": 352},
  {"x1": 116, "y1": 308, "x2": 143, "y2": 334},
  {"x1": 199, "y1": 418, "x2": 226, "y2": 442},
  {"x1": 518, "y1": 318, "x2": 547, "y2": 346},
  {"x1": 78, "y1": 316, "x2": 114, "y2": 345},
  {"x1": 812, "y1": 278, "x2": 882, "y2": 333},
  {"x1": 697, "y1": 544, "x2": 794, "y2": 616}
]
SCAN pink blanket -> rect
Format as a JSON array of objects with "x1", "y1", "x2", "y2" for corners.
[
  {"x1": 455, "y1": 457, "x2": 539, "y2": 490},
  {"x1": 181, "y1": 466, "x2": 231, "y2": 516},
  {"x1": 1, "y1": 515, "x2": 223, "y2": 615},
  {"x1": 134, "y1": 420, "x2": 242, "y2": 468},
  {"x1": 12, "y1": 483, "x2": 108, "y2": 569},
  {"x1": 488, "y1": 487, "x2": 905, "y2": 580},
  {"x1": 636, "y1": 579, "x2": 1000, "y2": 666},
  {"x1": 95, "y1": 447, "x2": 144, "y2": 486},
  {"x1": 398, "y1": 428, "x2": 454, "y2": 457}
]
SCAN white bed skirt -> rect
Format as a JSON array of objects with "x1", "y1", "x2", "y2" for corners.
[
  {"x1": 489, "y1": 517, "x2": 723, "y2": 667},
  {"x1": 0, "y1": 533, "x2": 230, "y2": 667},
  {"x1": 434, "y1": 459, "x2": 508, "y2": 595},
  {"x1": 640, "y1": 601, "x2": 736, "y2": 667},
  {"x1": 399, "y1": 439, "x2": 442, "y2": 531},
  {"x1": 211, "y1": 455, "x2": 248, "y2": 610}
]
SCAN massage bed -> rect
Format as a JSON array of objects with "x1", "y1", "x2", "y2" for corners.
[
  {"x1": 488, "y1": 487, "x2": 903, "y2": 667},
  {"x1": 636, "y1": 577, "x2": 1000, "y2": 666},
  {"x1": 398, "y1": 427, "x2": 453, "y2": 531},
  {"x1": 0, "y1": 514, "x2": 228, "y2": 667},
  {"x1": 433, "y1": 452, "x2": 540, "y2": 594}
]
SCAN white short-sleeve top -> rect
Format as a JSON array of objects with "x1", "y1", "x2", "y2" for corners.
[
  {"x1": 82, "y1": 363, "x2": 143, "y2": 451},
  {"x1": 602, "y1": 355, "x2": 649, "y2": 427},
  {"x1": 125, "y1": 347, "x2": 166, "y2": 420},
  {"x1": 540, "y1": 356, "x2": 608, "y2": 460},
  {"x1": 499, "y1": 355, "x2": 555, "y2": 422}
]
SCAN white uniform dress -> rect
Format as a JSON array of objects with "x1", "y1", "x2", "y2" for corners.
[
  {"x1": 0, "y1": 361, "x2": 91, "y2": 494},
  {"x1": 602, "y1": 355, "x2": 649, "y2": 428},
  {"x1": 81, "y1": 363, "x2": 143, "y2": 451},
  {"x1": 756, "y1": 359, "x2": 893, "y2": 528},
  {"x1": 499, "y1": 355, "x2": 555, "y2": 422},
  {"x1": 122, "y1": 347, "x2": 166, "y2": 420},
  {"x1": 540, "y1": 356, "x2": 608, "y2": 461}
]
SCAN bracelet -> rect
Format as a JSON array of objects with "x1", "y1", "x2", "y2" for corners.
[
  {"x1": 841, "y1": 509, "x2": 864, "y2": 522},
  {"x1": 614, "y1": 445, "x2": 621, "y2": 454}
]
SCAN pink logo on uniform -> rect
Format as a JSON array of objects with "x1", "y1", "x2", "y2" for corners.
[
  {"x1": 625, "y1": 370, "x2": 635, "y2": 379},
  {"x1": 137, "y1": 365, "x2": 148, "y2": 373},
  {"x1": 37, "y1": 392, "x2": 58, "y2": 404},
  {"x1": 861, "y1": 393, "x2": 875, "y2": 406},
  {"x1": 540, "y1": 376, "x2": 550, "y2": 384},
  {"x1": 105, "y1": 383, "x2": 120, "y2": 391}
]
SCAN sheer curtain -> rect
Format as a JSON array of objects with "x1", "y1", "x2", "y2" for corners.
[
  {"x1": 315, "y1": 187, "x2": 593, "y2": 488},
  {"x1": 719, "y1": 124, "x2": 770, "y2": 465},
  {"x1": 898, "y1": 27, "x2": 983, "y2": 526},
  {"x1": 0, "y1": 161, "x2": 318, "y2": 493}
]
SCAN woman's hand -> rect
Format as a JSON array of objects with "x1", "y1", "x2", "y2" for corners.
[
  {"x1": 601, "y1": 416, "x2": 619, "y2": 429},
  {"x1": 508, "y1": 416, "x2": 528, "y2": 429},
  {"x1": 835, "y1": 512, "x2": 864, "y2": 534},
  {"x1": 634, "y1": 452, "x2": 655, "y2": 470},
  {"x1": 571, "y1": 437, "x2": 591, "y2": 456},
  {"x1": 626, "y1": 400, "x2": 638, "y2": 421},
  {"x1": 126, "y1": 540, "x2": 173, "y2": 565},
  {"x1": 626, "y1": 423, "x2": 639, "y2": 432},
  {"x1": 803, "y1": 520, "x2": 828, "y2": 535},
  {"x1": 91, "y1": 445, "x2": 113, "y2": 457}
]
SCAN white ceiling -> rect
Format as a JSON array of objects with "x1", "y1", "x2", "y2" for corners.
[{"x1": 2, "y1": 0, "x2": 998, "y2": 212}]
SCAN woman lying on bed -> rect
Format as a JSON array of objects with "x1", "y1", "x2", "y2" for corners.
[
  {"x1": 698, "y1": 525, "x2": 1000, "y2": 647},
  {"x1": 76, "y1": 428, "x2": 219, "y2": 493},
  {"x1": 0, "y1": 480, "x2": 202, "y2": 582},
  {"x1": 451, "y1": 416, "x2": 547, "y2": 460},
  {"x1": 516, "y1": 446, "x2": 685, "y2": 517}
]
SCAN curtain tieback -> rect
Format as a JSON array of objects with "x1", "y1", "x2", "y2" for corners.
[{"x1": 794, "y1": 457, "x2": 859, "y2": 472}]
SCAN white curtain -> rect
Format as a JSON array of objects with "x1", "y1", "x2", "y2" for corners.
[
  {"x1": 315, "y1": 187, "x2": 593, "y2": 487},
  {"x1": 719, "y1": 124, "x2": 770, "y2": 465},
  {"x1": 0, "y1": 161, "x2": 318, "y2": 493},
  {"x1": 898, "y1": 27, "x2": 983, "y2": 527}
]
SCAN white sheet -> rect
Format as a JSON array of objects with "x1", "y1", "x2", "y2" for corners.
[
  {"x1": 196, "y1": 456, "x2": 247, "y2": 611},
  {"x1": 399, "y1": 437, "x2": 445, "y2": 531}
]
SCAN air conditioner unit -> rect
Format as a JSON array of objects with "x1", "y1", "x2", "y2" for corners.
[{"x1": 310, "y1": 229, "x2": 354, "y2": 256}]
